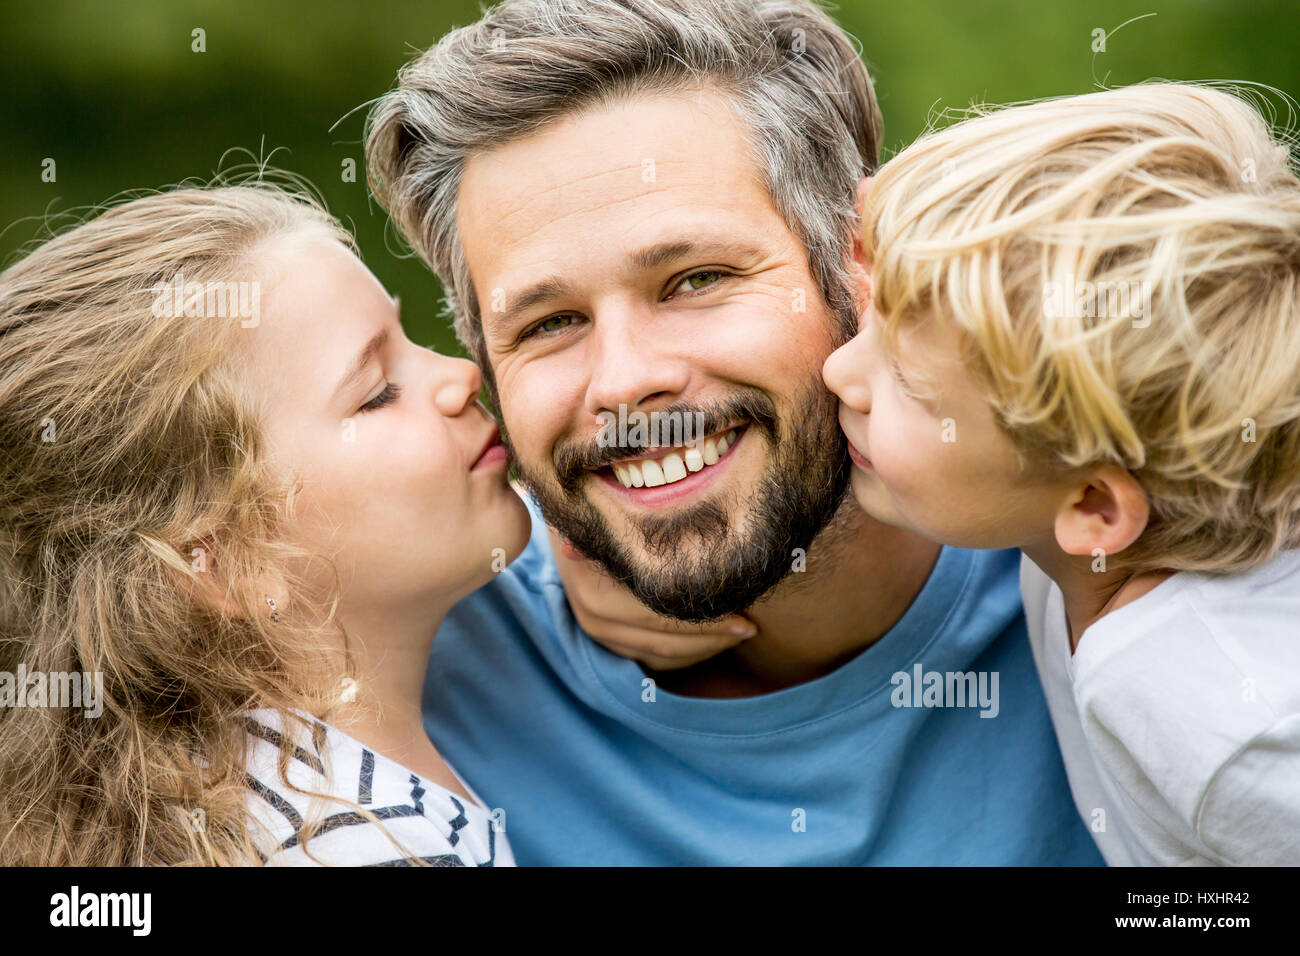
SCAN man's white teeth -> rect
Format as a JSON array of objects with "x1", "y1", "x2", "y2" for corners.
[
  {"x1": 641, "y1": 459, "x2": 666, "y2": 487},
  {"x1": 610, "y1": 428, "x2": 739, "y2": 489},
  {"x1": 661, "y1": 452, "x2": 687, "y2": 483},
  {"x1": 612, "y1": 463, "x2": 639, "y2": 487}
]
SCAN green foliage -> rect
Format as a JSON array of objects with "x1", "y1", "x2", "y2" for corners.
[{"x1": 2, "y1": 0, "x2": 1295, "y2": 353}]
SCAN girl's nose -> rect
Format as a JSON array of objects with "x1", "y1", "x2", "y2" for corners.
[{"x1": 433, "y1": 355, "x2": 483, "y2": 417}]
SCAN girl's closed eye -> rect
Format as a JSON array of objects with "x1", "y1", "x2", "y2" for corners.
[{"x1": 359, "y1": 381, "x2": 402, "y2": 413}]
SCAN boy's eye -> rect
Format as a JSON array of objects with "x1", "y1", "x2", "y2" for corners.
[
  {"x1": 359, "y1": 381, "x2": 402, "y2": 413},
  {"x1": 672, "y1": 270, "x2": 725, "y2": 294},
  {"x1": 888, "y1": 361, "x2": 921, "y2": 398}
]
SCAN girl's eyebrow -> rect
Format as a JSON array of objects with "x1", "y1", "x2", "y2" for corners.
[{"x1": 334, "y1": 327, "x2": 391, "y2": 399}]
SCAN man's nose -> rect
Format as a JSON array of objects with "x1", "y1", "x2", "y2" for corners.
[{"x1": 582, "y1": 308, "x2": 690, "y2": 418}]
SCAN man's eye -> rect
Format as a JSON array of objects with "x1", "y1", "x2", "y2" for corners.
[
  {"x1": 522, "y1": 314, "x2": 578, "y2": 340},
  {"x1": 359, "y1": 382, "x2": 402, "y2": 413},
  {"x1": 672, "y1": 270, "x2": 726, "y2": 295}
]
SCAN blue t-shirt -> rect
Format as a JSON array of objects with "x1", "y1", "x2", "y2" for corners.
[{"x1": 423, "y1": 503, "x2": 1103, "y2": 865}]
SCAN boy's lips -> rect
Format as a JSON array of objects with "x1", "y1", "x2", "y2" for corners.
[
  {"x1": 846, "y1": 438, "x2": 873, "y2": 470},
  {"x1": 837, "y1": 405, "x2": 872, "y2": 470}
]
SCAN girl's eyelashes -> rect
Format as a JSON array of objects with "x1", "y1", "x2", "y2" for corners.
[{"x1": 358, "y1": 381, "x2": 402, "y2": 413}]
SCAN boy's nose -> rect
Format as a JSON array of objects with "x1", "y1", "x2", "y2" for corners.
[{"x1": 823, "y1": 339, "x2": 871, "y2": 413}]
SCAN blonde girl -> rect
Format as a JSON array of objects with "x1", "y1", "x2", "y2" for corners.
[{"x1": 0, "y1": 178, "x2": 529, "y2": 865}]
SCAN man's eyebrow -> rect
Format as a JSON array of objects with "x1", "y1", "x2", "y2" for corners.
[
  {"x1": 629, "y1": 238, "x2": 766, "y2": 272},
  {"x1": 334, "y1": 327, "x2": 390, "y2": 399},
  {"x1": 485, "y1": 277, "x2": 577, "y2": 338},
  {"x1": 486, "y1": 238, "x2": 767, "y2": 338}
]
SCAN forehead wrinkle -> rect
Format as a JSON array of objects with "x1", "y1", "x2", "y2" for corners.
[
  {"x1": 492, "y1": 178, "x2": 709, "y2": 235},
  {"x1": 471, "y1": 159, "x2": 642, "y2": 231}
]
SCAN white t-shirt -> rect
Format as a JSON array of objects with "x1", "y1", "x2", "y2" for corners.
[
  {"x1": 1021, "y1": 549, "x2": 1300, "y2": 866},
  {"x1": 242, "y1": 708, "x2": 515, "y2": 867}
]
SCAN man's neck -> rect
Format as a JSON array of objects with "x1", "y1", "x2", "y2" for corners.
[{"x1": 652, "y1": 500, "x2": 942, "y2": 698}]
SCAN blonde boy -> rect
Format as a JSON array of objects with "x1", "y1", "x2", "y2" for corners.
[{"x1": 823, "y1": 83, "x2": 1300, "y2": 865}]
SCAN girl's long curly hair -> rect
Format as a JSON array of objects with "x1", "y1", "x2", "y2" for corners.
[{"x1": 0, "y1": 178, "x2": 361, "y2": 864}]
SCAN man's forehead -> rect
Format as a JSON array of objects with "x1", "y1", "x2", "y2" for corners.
[{"x1": 457, "y1": 88, "x2": 770, "y2": 248}]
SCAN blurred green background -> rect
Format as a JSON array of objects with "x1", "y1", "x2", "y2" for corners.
[{"x1": 2, "y1": 0, "x2": 1296, "y2": 354}]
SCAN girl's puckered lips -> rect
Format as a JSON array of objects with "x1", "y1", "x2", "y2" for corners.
[{"x1": 471, "y1": 428, "x2": 508, "y2": 471}]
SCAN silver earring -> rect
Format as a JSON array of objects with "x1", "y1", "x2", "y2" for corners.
[{"x1": 265, "y1": 596, "x2": 281, "y2": 622}]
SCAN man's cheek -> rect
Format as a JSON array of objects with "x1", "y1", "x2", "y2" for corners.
[{"x1": 506, "y1": 382, "x2": 563, "y2": 451}]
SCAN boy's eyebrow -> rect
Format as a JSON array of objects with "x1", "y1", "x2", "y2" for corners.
[
  {"x1": 484, "y1": 237, "x2": 768, "y2": 338},
  {"x1": 334, "y1": 327, "x2": 390, "y2": 398}
]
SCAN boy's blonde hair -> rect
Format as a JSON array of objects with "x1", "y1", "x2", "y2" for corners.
[{"x1": 864, "y1": 82, "x2": 1300, "y2": 575}]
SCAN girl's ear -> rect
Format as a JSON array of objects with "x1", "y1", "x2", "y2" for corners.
[
  {"x1": 169, "y1": 536, "x2": 289, "y2": 622},
  {"x1": 1053, "y1": 465, "x2": 1150, "y2": 562}
]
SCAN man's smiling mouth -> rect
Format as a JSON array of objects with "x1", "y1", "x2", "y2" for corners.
[{"x1": 603, "y1": 424, "x2": 744, "y2": 489}]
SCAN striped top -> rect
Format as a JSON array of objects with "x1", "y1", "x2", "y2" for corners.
[{"x1": 242, "y1": 708, "x2": 514, "y2": 867}]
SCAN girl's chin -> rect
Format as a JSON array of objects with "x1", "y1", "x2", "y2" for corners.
[
  {"x1": 422, "y1": 494, "x2": 533, "y2": 597},
  {"x1": 481, "y1": 494, "x2": 533, "y2": 566}
]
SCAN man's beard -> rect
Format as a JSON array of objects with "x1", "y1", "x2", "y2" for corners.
[{"x1": 508, "y1": 380, "x2": 850, "y2": 623}]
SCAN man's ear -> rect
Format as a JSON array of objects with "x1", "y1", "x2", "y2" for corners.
[
  {"x1": 856, "y1": 174, "x2": 873, "y2": 210},
  {"x1": 847, "y1": 175, "x2": 875, "y2": 316},
  {"x1": 1053, "y1": 465, "x2": 1150, "y2": 562}
]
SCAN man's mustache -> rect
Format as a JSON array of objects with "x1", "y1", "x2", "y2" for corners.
[{"x1": 548, "y1": 392, "x2": 780, "y2": 490}]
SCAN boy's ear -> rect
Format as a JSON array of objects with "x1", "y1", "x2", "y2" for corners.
[{"x1": 1053, "y1": 465, "x2": 1150, "y2": 562}]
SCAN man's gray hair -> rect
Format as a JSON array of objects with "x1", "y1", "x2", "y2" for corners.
[{"x1": 366, "y1": 0, "x2": 882, "y2": 368}]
